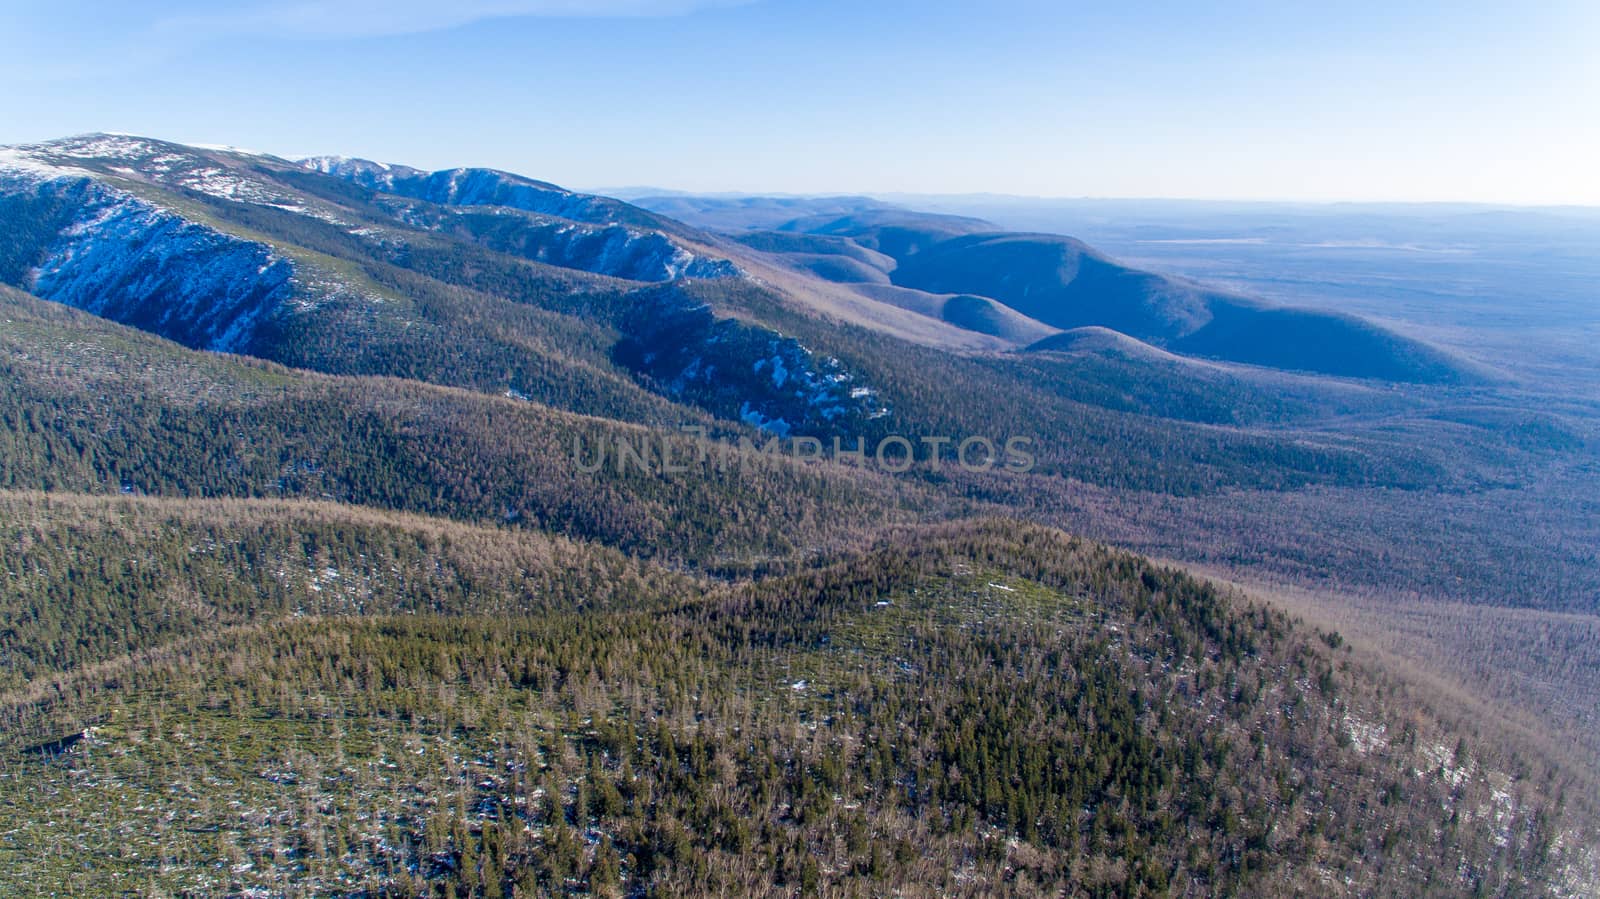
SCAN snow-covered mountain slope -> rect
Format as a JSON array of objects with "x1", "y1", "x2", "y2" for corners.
[
  {"x1": 0, "y1": 134, "x2": 886, "y2": 436},
  {"x1": 615, "y1": 285, "x2": 890, "y2": 437},
  {"x1": 373, "y1": 195, "x2": 739, "y2": 283},
  {"x1": 3, "y1": 135, "x2": 739, "y2": 286},
  {"x1": 0, "y1": 145, "x2": 305, "y2": 353},
  {"x1": 303, "y1": 155, "x2": 682, "y2": 233},
  {"x1": 7, "y1": 134, "x2": 353, "y2": 224}
]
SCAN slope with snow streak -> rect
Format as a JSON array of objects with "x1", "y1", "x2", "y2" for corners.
[{"x1": 2, "y1": 146, "x2": 314, "y2": 353}]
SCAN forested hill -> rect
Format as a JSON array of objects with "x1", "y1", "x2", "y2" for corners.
[{"x1": 3, "y1": 504, "x2": 1594, "y2": 896}]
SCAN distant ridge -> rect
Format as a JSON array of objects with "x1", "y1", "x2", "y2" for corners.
[
  {"x1": 784, "y1": 217, "x2": 1490, "y2": 384},
  {"x1": 628, "y1": 193, "x2": 902, "y2": 231}
]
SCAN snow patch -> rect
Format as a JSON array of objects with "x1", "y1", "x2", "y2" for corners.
[
  {"x1": 0, "y1": 147, "x2": 94, "y2": 180},
  {"x1": 39, "y1": 134, "x2": 161, "y2": 161},
  {"x1": 1342, "y1": 714, "x2": 1387, "y2": 754},
  {"x1": 19, "y1": 176, "x2": 301, "y2": 353},
  {"x1": 192, "y1": 143, "x2": 269, "y2": 157},
  {"x1": 739, "y1": 401, "x2": 792, "y2": 438}
]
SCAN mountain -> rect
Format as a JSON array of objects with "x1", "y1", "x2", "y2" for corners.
[
  {"x1": 3, "y1": 134, "x2": 1599, "y2": 897},
  {"x1": 0, "y1": 283, "x2": 940, "y2": 569},
  {"x1": 623, "y1": 194, "x2": 1490, "y2": 384},
  {"x1": 303, "y1": 155, "x2": 692, "y2": 235},
  {"x1": 791, "y1": 219, "x2": 1487, "y2": 384},
  {"x1": 0, "y1": 134, "x2": 1463, "y2": 493},
  {"x1": 0, "y1": 135, "x2": 897, "y2": 437}
]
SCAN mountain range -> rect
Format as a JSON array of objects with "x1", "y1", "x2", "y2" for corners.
[{"x1": 1, "y1": 134, "x2": 1596, "y2": 896}]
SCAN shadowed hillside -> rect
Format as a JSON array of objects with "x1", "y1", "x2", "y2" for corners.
[{"x1": 889, "y1": 231, "x2": 1489, "y2": 383}]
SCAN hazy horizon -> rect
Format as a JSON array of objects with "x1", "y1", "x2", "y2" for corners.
[{"x1": 599, "y1": 185, "x2": 1600, "y2": 213}]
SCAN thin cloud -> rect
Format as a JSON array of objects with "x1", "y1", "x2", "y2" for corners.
[
  {"x1": 0, "y1": 0, "x2": 757, "y2": 86},
  {"x1": 153, "y1": 0, "x2": 758, "y2": 40}
]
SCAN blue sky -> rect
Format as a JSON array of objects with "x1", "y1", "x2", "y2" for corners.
[{"x1": 2, "y1": 0, "x2": 1596, "y2": 203}]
